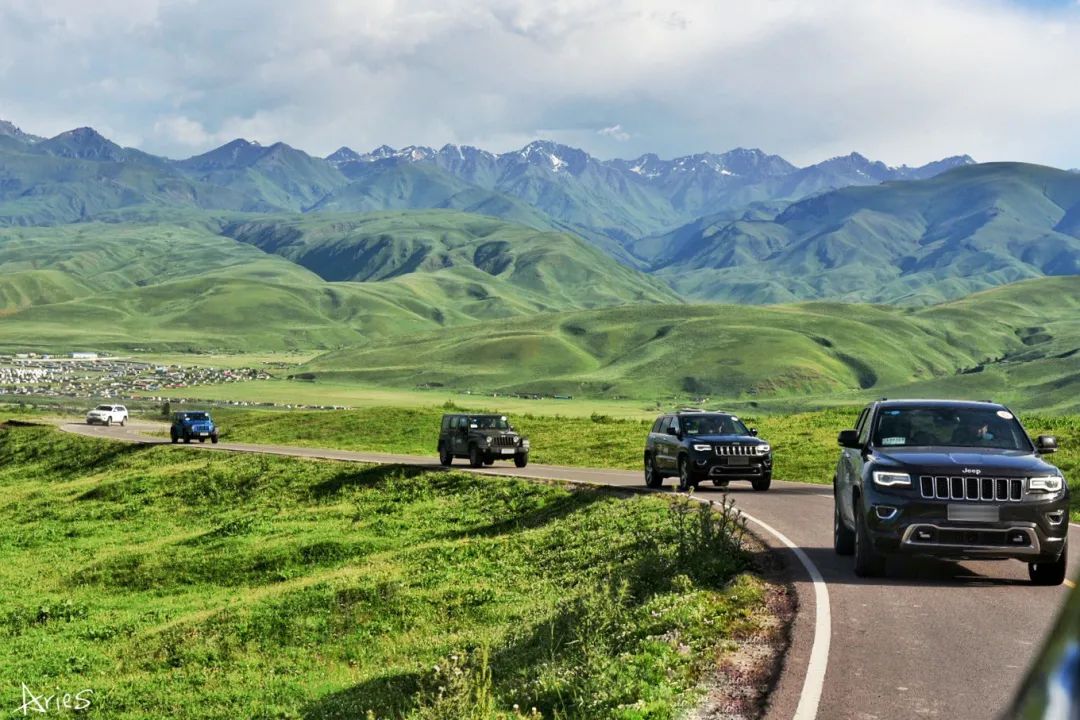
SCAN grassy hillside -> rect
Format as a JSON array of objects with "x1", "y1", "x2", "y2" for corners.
[
  {"x1": 0, "y1": 216, "x2": 677, "y2": 352},
  {"x1": 221, "y1": 211, "x2": 679, "y2": 303},
  {"x1": 0, "y1": 423, "x2": 775, "y2": 719},
  {"x1": 301, "y1": 277, "x2": 1080, "y2": 409},
  {"x1": 651, "y1": 163, "x2": 1080, "y2": 304}
]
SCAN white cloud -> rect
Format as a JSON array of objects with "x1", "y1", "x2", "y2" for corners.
[
  {"x1": 598, "y1": 124, "x2": 631, "y2": 142},
  {"x1": 0, "y1": 0, "x2": 1078, "y2": 166}
]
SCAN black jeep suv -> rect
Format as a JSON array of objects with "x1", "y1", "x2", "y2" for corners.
[
  {"x1": 438, "y1": 413, "x2": 530, "y2": 468},
  {"x1": 833, "y1": 399, "x2": 1069, "y2": 584},
  {"x1": 644, "y1": 410, "x2": 772, "y2": 491}
]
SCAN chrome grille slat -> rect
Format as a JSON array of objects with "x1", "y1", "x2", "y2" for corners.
[
  {"x1": 715, "y1": 445, "x2": 754, "y2": 456},
  {"x1": 492, "y1": 436, "x2": 517, "y2": 447},
  {"x1": 918, "y1": 475, "x2": 1024, "y2": 502}
]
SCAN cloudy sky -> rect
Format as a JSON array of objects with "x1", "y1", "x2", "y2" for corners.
[{"x1": 1, "y1": 0, "x2": 1079, "y2": 167}]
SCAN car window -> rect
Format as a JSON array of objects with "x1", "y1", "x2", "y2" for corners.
[
  {"x1": 658, "y1": 417, "x2": 671, "y2": 434},
  {"x1": 681, "y1": 414, "x2": 749, "y2": 436},
  {"x1": 855, "y1": 405, "x2": 872, "y2": 444},
  {"x1": 473, "y1": 416, "x2": 510, "y2": 430},
  {"x1": 670, "y1": 417, "x2": 680, "y2": 434},
  {"x1": 651, "y1": 417, "x2": 663, "y2": 433},
  {"x1": 95, "y1": 405, "x2": 113, "y2": 411},
  {"x1": 871, "y1": 407, "x2": 1032, "y2": 451}
]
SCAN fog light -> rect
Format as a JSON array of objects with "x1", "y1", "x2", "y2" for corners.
[
  {"x1": 1009, "y1": 531, "x2": 1030, "y2": 546},
  {"x1": 915, "y1": 528, "x2": 935, "y2": 542},
  {"x1": 1046, "y1": 511, "x2": 1065, "y2": 526},
  {"x1": 875, "y1": 506, "x2": 899, "y2": 521}
]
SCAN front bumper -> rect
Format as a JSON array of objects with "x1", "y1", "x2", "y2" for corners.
[
  {"x1": 863, "y1": 490, "x2": 1069, "y2": 561},
  {"x1": 691, "y1": 451, "x2": 772, "y2": 479},
  {"x1": 482, "y1": 446, "x2": 528, "y2": 459}
]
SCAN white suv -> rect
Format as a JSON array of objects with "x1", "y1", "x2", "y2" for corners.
[{"x1": 85, "y1": 404, "x2": 128, "y2": 426}]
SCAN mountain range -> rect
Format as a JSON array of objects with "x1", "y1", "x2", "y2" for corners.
[{"x1": 0, "y1": 117, "x2": 1078, "y2": 308}]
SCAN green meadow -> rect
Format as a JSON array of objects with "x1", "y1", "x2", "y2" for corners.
[{"x1": 0, "y1": 423, "x2": 778, "y2": 720}]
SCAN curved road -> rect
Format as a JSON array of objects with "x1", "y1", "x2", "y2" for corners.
[{"x1": 62, "y1": 421, "x2": 1077, "y2": 720}]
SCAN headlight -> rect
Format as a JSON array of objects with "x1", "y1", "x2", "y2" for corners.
[
  {"x1": 692, "y1": 443, "x2": 712, "y2": 452},
  {"x1": 756, "y1": 444, "x2": 771, "y2": 455},
  {"x1": 481, "y1": 436, "x2": 491, "y2": 445},
  {"x1": 520, "y1": 439, "x2": 530, "y2": 449},
  {"x1": 1029, "y1": 476, "x2": 1064, "y2": 493},
  {"x1": 872, "y1": 471, "x2": 912, "y2": 487}
]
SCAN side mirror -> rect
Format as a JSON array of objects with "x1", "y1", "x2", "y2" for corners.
[
  {"x1": 667, "y1": 426, "x2": 679, "y2": 438},
  {"x1": 1036, "y1": 435, "x2": 1058, "y2": 454},
  {"x1": 838, "y1": 429, "x2": 861, "y2": 449},
  {"x1": 749, "y1": 428, "x2": 759, "y2": 437},
  {"x1": 469, "y1": 423, "x2": 478, "y2": 430}
]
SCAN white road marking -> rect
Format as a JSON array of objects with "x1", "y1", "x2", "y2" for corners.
[{"x1": 736, "y1": 507, "x2": 831, "y2": 720}]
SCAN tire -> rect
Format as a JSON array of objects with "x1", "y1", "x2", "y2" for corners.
[
  {"x1": 483, "y1": 458, "x2": 494, "y2": 466},
  {"x1": 1029, "y1": 540, "x2": 1067, "y2": 586},
  {"x1": 644, "y1": 454, "x2": 662, "y2": 489},
  {"x1": 713, "y1": 479, "x2": 729, "y2": 488},
  {"x1": 170, "y1": 431, "x2": 178, "y2": 445},
  {"x1": 853, "y1": 498, "x2": 885, "y2": 577},
  {"x1": 751, "y1": 472, "x2": 772, "y2": 492},
  {"x1": 120, "y1": 418, "x2": 126, "y2": 427},
  {"x1": 677, "y1": 456, "x2": 697, "y2": 492},
  {"x1": 199, "y1": 438, "x2": 206, "y2": 443},
  {"x1": 834, "y1": 494, "x2": 855, "y2": 556},
  {"x1": 514, "y1": 454, "x2": 528, "y2": 468},
  {"x1": 183, "y1": 435, "x2": 191, "y2": 445},
  {"x1": 106, "y1": 417, "x2": 112, "y2": 427},
  {"x1": 211, "y1": 435, "x2": 219, "y2": 444},
  {"x1": 469, "y1": 445, "x2": 483, "y2": 468},
  {"x1": 439, "y1": 446, "x2": 453, "y2": 466}
]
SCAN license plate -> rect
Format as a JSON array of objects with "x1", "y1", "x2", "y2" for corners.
[
  {"x1": 500, "y1": 448, "x2": 515, "y2": 455},
  {"x1": 726, "y1": 456, "x2": 749, "y2": 466},
  {"x1": 199, "y1": 432, "x2": 209, "y2": 437},
  {"x1": 947, "y1": 505, "x2": 999, "y2": 522}
]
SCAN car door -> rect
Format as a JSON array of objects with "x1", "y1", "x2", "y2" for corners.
[
  {"x1": 454, "y1": 416, "x2": 470, "y2": 455},
  {"x1": 838, "y1": 406, "x2": 872, "y2": 526},
  {"x1": 652, "y1": 417, "x2": 667, "y2": 470}
]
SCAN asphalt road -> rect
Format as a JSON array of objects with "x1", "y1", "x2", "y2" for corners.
[{"x1": 62, "y1": 421, "x2": 1078, "y2": 720}]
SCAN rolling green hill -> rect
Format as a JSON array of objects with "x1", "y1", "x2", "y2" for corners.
[
  {"x1": 301, "y1": 276, "x2": 1080, "y2": 411},
  {"x1": 649, "y1": 163, "x2": 1080, "y2": 304},
  {"x1": 0, "y1": 215, "x2": 679, "y2": 351},
  {"x1": 220, "y1": 211, "x2": 679, "y2": 302}
]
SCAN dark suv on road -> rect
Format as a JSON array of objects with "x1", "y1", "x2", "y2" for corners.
[
  {"x1": 644, "y1": 410, "x2": 773, "y2": 492},
  {"x1": 438, "y1": 414, "x2": 530, "y2": 468},
  {"x1": 170, "y1": 411, "x2": 219, "y2": 445},
  {"x1": 833, "y1": 399, "x2": 1069, "y2": 584}
]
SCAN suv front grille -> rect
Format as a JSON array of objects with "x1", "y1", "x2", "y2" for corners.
[
  {"x1": 715, "y1": 445, "x2": 755, "y2": 457},
  {"x1": 918, "y1": 475, "x2": 1024, "y2": 502},
  {"x1": 492, "y1": 436, "x2": 517, "y2": 447}
]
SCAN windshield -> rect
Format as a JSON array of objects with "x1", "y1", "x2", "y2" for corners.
[
  {"x1": 872, "y1": 407, "x2": 1032, "y2": 451},
  {"x1": 681, "y1": 414, "x2": 749, "y2": 436},
  {"x1": 183, "y1": 412, "x2": 210, "y2": 421},
  {"x1": 472, "y1": 416, "x2": 510, "y2": 430},
  {"x1": 95, "y1": 405, "x2": 113, "y2": 411}
]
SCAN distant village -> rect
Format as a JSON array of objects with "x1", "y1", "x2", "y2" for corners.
[{"x1": 0, "y1": 352, "x2": 272, "y2": 403}]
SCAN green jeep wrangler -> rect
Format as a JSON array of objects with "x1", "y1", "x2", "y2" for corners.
[{"x1": 438, "y1": 413, "x2": 530, "y2": 468}]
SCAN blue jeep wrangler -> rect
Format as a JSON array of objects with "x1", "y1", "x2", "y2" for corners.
[{"x1": 170, "y1": 411, "x2": 219, "y2": 444}]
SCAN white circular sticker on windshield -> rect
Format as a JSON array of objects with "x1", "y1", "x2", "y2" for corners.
[{"x1": 997, "y1": 410, "x2": 1014, "y2": 420}]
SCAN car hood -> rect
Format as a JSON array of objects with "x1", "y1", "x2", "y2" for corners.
[
  {"x1": 473, "y1": 430, "x2": 519, "y2": 438},
  {"x1": 873, "y1": 447, "x2": 1058, "y2": 476},
  {"x1": 690, "y1": 435, "x2": 765, "y2": 445}
]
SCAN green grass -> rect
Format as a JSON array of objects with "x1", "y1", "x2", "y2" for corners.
[
  {"x1": 0, "y1": 424, "x2": 773, "y2": 719},
  {"x1": 301, "y1": 276, "x2": 1080, "y2": 411}
]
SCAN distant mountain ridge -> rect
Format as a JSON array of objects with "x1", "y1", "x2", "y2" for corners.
[{"x1": 0, "y1": 115, "x2": 976, "y2": 243}]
